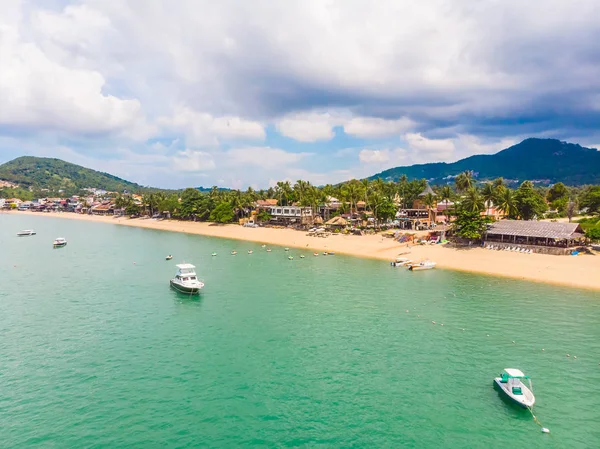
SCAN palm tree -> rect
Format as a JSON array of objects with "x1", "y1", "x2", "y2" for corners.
[
  {"x1": 399, "y1": 174, "x2": 408, "y2": 208},
  {"x1": 497, "y1": 187, "x2": 517, "y2": 218},
  {"x1": 341, "y1": 180, "x2": 361, "y2": 216},
  {"x1": 361, "y1": 179, "x2": 371, "y2": 212},
  {"x1": 461, "y1": 187, "x2": 484, "y2": 213},
  {"x1": 440, "y1": 185, "x2": 452, "y2": 215},
  {"x1": 481, "y1": 183, "x2": 497, "y2": 217},
  {"x1": 294, "y1": 180, "x2": 310, "y2": 205},
  {"x1": 455, "y1": 170, "x2": 474, "y2": 193}
]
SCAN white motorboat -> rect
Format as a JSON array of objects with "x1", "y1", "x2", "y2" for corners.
[
  {"x1": 53, "y1": 237, "x2": 67, "y2": 248},
  {"x1": 493, "y1": 368, "x2": 535, "y2": 408},
  {"x1": 390, "y1": 257, "x2": 412, "y2": 267},
  {"x1": 408, "y1": 261, "x2": 437, "y2": 271},
  {"x1": 170, "y1": 263, "x2": 205, "y2": 294},
  {"x1": 17, "y1": 230, "x2": 36, "y2": 236}
]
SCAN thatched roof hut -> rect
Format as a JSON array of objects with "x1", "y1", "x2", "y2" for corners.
[
  {"x1": 325, "y1": 216, "x2": 349, "y2": 228},
  {"x1": 314, "y1": 216, "x2": 324, "y2": 225}
]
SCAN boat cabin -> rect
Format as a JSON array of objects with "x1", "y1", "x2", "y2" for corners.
[
  {"x1": 498, "y1": 369, "x2": 530, "y2": 396},
  {"x1": 175, "y1": 264, "x2": 199, "y2": 281}
]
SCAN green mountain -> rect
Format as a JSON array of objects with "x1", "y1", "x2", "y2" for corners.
[
  {"x1": 0, "y1": 156, "x2": 147, "y2": 194},
  {"x1": 370, "y1": 138, "x2": 600, "y2": 185}
]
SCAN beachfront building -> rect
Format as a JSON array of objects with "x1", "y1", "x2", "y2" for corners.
[
  {"x1": 396, "y1": 184, "x2": 437, "y2": 230},
  {"x1": 484, "y1": 220, "x2": 585, "y2": 255},
  {"x1": 268, "y1": 205, "x2": 314, "y2": 225},
  {"x1": 255, "y1": 199, "x2": 278, "y2": 209}
]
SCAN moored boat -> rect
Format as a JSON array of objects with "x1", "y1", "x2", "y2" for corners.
[
  {"x1": 493, "y1": 368, "x2": 535, "y2": 408},
  {"x1": 391, "y1": 257, "x2": 412, "y2": 267},
  {"x1": 166, "y1": 255, "x2": 173, "y2": 260},
  {"x1": 17, "y1": 230, "x2": 36, "y2": 236},
  {"x1": 170, "y1": 263, "x2": 205, "y2": 294},
  {"x1": 408, "y1": 261, "x2": 436, "y2": 271},
  {"x1": 53, "y1": 237, "x2": 67, "y2": 248}
]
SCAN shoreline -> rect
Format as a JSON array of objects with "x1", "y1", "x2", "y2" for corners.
[{"x1": 5, "y1": 210, "x2": 600, "y2": 291}]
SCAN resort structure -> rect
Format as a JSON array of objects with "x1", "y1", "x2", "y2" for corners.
[{"x1": 484, "y1": 220, "x2": 585, "y2": 254}]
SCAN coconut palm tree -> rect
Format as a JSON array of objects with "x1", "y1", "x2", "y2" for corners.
[
  {"x1": 497, "y1": 187, "x2": 517, "y2": 218},
  {"x1": 481, "y1": 183, "x2": 497, "y2": 217},
  {"x1": 461, "y1": 187, "x2": 484, "y2": 213},
  {"x1": 455, "y1": 170, "x2": 474, "y2": 193},
  {"x1": 440, "y1": 185, "x2": 452, "y2": 206}
]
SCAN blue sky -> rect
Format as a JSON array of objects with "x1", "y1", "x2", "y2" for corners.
[{"x1": 1, "y1": 0, "x2": 600, "y2": 189}]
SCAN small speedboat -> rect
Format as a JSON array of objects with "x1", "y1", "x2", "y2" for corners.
[
  {"x1": 166, "y1": 255, "x2": 173, "y2": 260},
  {"x1": 288, "y1": 256, "x2": 294, "y2": 260},
  {"x1": 248, "y1": 250, "x2": 253, "y2": 254},
  {"x1": 231, "y1": 251, "x2": 237, "y2": 255},
  {"x1": 211, "y1": 252, "x2": 217, "y2": 257},
  {"x1": 285, "y1": 248, "x2": 290, "y2": 252},
  {"x1": 493, "y1": 368, "x2": 535, "y2": 408},
  {"x1": 408, "y1": 261, "x2": 437, "y2": 271},
  {"x1": 266, "y1": 248, "x2": 272, "y2": 252},
  {"x1": 53, "y1": 237, "x2": 67, "y2": 248},
  {"x1": 17, "y1": 230, "x2": 36, "y2": 237},
  {"x1": 391, "y1": 257, "x2": 411, "y2": 267},
  {"x1": 170, "y1": 263, "x2": 205, "y2": 294},
  {"x1": 300, "y1": 255, "x2": 305, "y2": 258},
  {"x1": 261, "y1": 245, "x2": 266, "y2": 248},
  {"x1": 313, "y1": 252, "x2": 319, "y2": 256}
]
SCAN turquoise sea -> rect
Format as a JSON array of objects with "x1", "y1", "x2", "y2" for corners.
[{"x1": 1, "y1": 213, "x2": 599, "y2": 448}]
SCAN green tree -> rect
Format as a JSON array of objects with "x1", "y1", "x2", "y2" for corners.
[
  {"x1": 461, "y1": 187, "x2": 484, "y2": 213},
  {"x1": 440, "y1": 185, "x2": 453, "y2": 216},
  {"x1": 514, "y1": 181, "x2": 548, "y2": 220},
  {"x1": 377, "y1": 197, "x2": 397, "y2": 223},
  {"x1": 497, "y1": 187, "x2": 517, "y2": 218},
  {"x1": 481, "y1": 183, "x2": 497, "y2": 216},
  {"x1": 452, "y1": 210, "x2": 492, "y2": 240},
  {"x1": 455, "y1": 170, "x2": 474, "y2": 193},
  {"x1": 579, "y1": 186, "x2": 600, "y2": 214},
  {"x1": 209, "y1": 201, "x2": 234, "y2": 223},
  {"x1": 547, "y1": 182, "x2": 569, "y2": 203}
]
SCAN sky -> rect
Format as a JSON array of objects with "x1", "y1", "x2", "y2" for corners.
[{"x1": 1, "y1": 0, "x2": 600, "y2": 189}]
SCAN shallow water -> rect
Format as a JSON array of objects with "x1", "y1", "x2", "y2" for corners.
[{"x1": 1, "y1": 214, "x2": 599, "y2": 448}]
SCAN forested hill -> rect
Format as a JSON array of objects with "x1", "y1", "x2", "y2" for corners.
[
  {"x1": 0, "y1": 156, "x2": 147, "y2": 194},
  {"x1": 370, "y1": 138, "x2": 600, "y2": 185}
]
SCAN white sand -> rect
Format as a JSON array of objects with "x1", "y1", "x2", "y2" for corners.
[{"x1": 10, "y1": 211, "x2": 600, "y2": 291}]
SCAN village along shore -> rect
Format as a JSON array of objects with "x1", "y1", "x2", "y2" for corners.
[{"x1": 7, "y1": 210, "x2": 600, "y2": 291}]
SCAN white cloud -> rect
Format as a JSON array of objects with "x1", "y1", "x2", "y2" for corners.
[
  {"x1": 0, "y1": 22, "x2": 151, "y2": 139},
  {"x1": 277, "y1": 112, "x2": 341, "y2": 142},
  {"x1": 158, "y1": 107, "x2": 265, "y2": 146},
  {"x1": 172, "y1": 149, "x2": 216, "y2": 172},
  {"x1": 404, "y1": 133, "x2": 455, "y2": 153},
  {"x1": 359, "y1": 149, "x2": 389, "y2": 163},
  {"x1": 359, "y1": 148, "x2": 407, "y2": 164},
  {"x1": 345, "y1": 117, "x2": 416, "y2": 138},
  {"x1": 224, "y1": 147, "x2": 311, "y2": 169}
]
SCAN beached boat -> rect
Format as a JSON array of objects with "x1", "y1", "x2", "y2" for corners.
[
  {"x1": 390, "y1": 257, "x2": 412, "y2": 267},
  {"x1": 493, "y1": 368, "x2": 535, "y2": 408},
  {"x1": 17, "y1": 230, "x2": 36, "y2": 236},
  {"x1": 53, "y1": 237, "x2": 67, "y2": 248},
  {"x1": 408, "y1": 261, "x2": 437, "y2": 271},
  {"x1": 170, "y1": 263, "x2": 205, "y2": 294}
]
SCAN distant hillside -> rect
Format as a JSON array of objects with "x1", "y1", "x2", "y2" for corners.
[
  {"x1": 370, "y1": 138, "x2": 600, "y2": 185},
  {"x1": 0, "y1": 156, "x2": 147, "y2": 194}
]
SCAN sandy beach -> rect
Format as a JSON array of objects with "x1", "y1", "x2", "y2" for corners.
[{"x1": 7, "y1": 211, "x2": 600, "y2": 291}]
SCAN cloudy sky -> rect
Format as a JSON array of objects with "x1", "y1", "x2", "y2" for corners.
[{"x1": 2, "y1": 0, "x2": 600, "y2": 189}]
